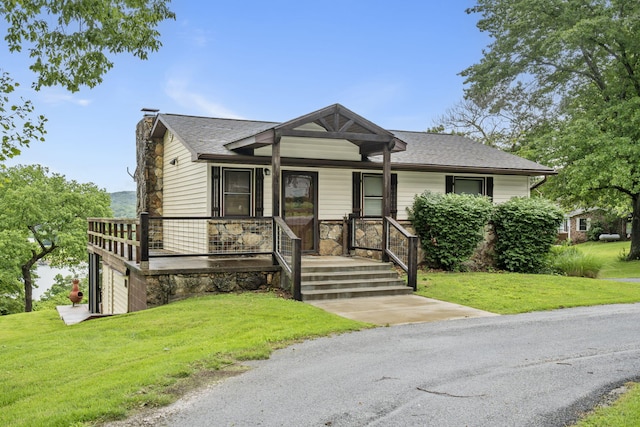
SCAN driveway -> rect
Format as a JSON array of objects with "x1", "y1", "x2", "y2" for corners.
[{"x1": 123, "y1": 303, "x2": 640, "y2": 426}]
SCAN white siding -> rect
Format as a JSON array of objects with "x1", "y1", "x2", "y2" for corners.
[
  {"x1": 163, "y1": 131, "x2": 209, "y2": 217},
  {"x1": 254, "y1": 138, "x2": 361, "y2": 161},
  {"x1": 317, "y1": 168, "x2": 352, "y2": 220},
  {"x1": 163, "y1": 132, "x2": 210, "y2": 253},
  {"x1": 101, "y1": 266, "x2": 128, "y2": 314},
  {"x1": 493, "y1": 175, "x2": 530, "y2": 203},
  {"x1": 395, "y1": 171, "x2": 443, "y2": 220}
]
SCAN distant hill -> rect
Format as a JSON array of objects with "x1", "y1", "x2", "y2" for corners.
[{"x1": 110, "y1": 191, "x2": 136, "y2": 218}]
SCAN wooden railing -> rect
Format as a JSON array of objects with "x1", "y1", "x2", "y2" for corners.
[
  {"x1": 272, "y1": 216, "x2": 302, "y2": 300},
  {"x1": 87, "y1": 214, "x2": 304, "y2": 300},
  {"x1": 385, "y1": 217, "x2": 418, "y2": 291},
  {"x1": 87, "y1": 217, "x2": 139, "y2": 261},
  {"x1": 349, "y1": 215, "x2": 418, "y2": 291}
]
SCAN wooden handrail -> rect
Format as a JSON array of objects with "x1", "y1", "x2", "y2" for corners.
[
  {"x1": 384, "y1": 216, "x2": 418, "y2": 291},
  {"x1": 272, "y1": 216, "x2": 302, "y2": 301}
]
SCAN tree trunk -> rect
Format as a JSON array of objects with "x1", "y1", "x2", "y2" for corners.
[
  {"x1": 627, "y1": 195, "x2": 640, "y2": 260},
  {"x1": 22, "y1": 264, "x2": 34, "y2": 312}
]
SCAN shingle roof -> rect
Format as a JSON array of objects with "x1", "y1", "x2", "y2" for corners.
[{"x1": 151, "y1": 112, "x2": 555, "y2": 175}]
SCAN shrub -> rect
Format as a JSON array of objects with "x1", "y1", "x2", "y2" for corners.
[
  {"x1": 409, "y1": 192, "x2": 493, "y2": 271},
  {"x1": 492, "y1": 197, "x2": 564, "y2": 273},
  {"x1": 548, "y1": 246, "x2": 604, "y2": 278}
]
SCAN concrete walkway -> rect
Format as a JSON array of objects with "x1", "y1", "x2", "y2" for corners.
[
  {"x1": 308, "y1": 294, "x2": 498, "y2": 325},
  {"x1": 56, "y1": 304, "x2": 112, "y2": 325}
]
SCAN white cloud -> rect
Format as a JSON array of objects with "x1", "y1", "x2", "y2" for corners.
[
  {"x1": 164, "y1": 78, "x2": 244, "y2": 119},
  {"x1": 38, "y1": 88, "x2": 92, "y2": 106}
]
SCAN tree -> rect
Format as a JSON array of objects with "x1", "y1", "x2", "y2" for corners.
[
  {"x1": 462, "y1": 0, "x2": 640, "y2": 260},
  {"x1": 34, "y1": 273, "x2": 88, "y2": 311},
  {"x1": 0, "y1": 165, "x2": 111, "y2": 313},
  {"x1": 0, "y1": 0, "x2": 175, "y2": 163},
  {"x1": 431, "y1": 83, "x2": 554, "y2": 153}
]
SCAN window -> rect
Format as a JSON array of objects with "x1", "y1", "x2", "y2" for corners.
[
  {"x1": 212, "y1": 167, "x2": 264, "y2": 217},
  {"x1": 453, "y1": 178, "x2": 483, "y2": 195},
  {"x1": 578, "y1": 218, "x2": 589, "y2": 232},
  {"x1": 558, "y1": 219, "x2": 569, "y2": 233},
  {"x1": 446, "y1": 176, "x2": 494, "y2": 198},
  {"x1": 223, "y1": 169, "x2": 252, "y2": 216},
  {"x1": 352, "y1": 172, "x2": 397, "y2": 218},
  {"x1": 363, "y1": 175, "x2": 383, "y2": 216}
]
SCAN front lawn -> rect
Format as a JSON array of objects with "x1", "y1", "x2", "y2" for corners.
[
  {"x1": 0, "y1": 293, "x2": 366, "y2": 427},
  {"x1": 575, "y1": 241, "x2": 640, "y2": 278},
  {"x1": 416, "y1": 272, "x2": 640, "y2": 314}
]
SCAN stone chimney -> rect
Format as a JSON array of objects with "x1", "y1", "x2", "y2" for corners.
[{"x1": 135, "y1": 110, "x2": 163, "y2": 217}]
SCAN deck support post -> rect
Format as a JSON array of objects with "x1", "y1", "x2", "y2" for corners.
[
  {"x1": 139, "y1": 212, "x2": 149, "y2": 269},
  {"x1": 382, "y1": 142, "x2": 392, "y2": 262}
]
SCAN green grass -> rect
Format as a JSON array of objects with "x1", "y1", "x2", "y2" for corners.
[
  {"x1": 0, "y1": 292, "x2": 366, "y2": 427},
  {"x1": 575, "y1": 241, "x2": 640, "y2": 278},
  {"x1": 549, "y1": 246, "x2": 605, "y2": 278},
  {"x1": 575, "y1": 382, "x2": 640, "y2": 427},
  {"x1": 416, "y1": 272, "x2": 640, "y2": 314}
]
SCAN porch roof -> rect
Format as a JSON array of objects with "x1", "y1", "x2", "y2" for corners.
[{"x1": 149, "y1": 106, "x2": 556, "y2": 176}]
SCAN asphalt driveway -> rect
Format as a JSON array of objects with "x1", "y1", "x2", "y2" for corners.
[{"x1": 120, "y1": 303, "x2": 640, "y2": 427}]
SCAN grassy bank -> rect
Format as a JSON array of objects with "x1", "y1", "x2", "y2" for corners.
[
  {"x1": 416, "y1": 272, "x2": 640, "y2": 314},
  {"x1": 0, "y1": 293, "x2": 366, "y2": 427},
  {"x1": 575, "y1": 241, "x2": 640, "y2": 278}
]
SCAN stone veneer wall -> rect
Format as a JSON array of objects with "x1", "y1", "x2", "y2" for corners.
[
  {"x1": 208, "y1": 219, "x2": 273, "y2": 254},
  {"x1": 143, "y1": 269, "x2": 281, "y2": 307},
  {"x1": 319, "y1": 219, "x2": 424, "y2": 262},
  {"x1": 319, "y1": 220, "x2": 346, "y2": 256},
  {"x1": 135, "y1": 116, "x2": 163, "y2": 217}
]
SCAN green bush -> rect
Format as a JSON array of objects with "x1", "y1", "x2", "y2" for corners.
[
  {"x1": 586, "y1": 221, "x2": 605, "y2": 242},
  {"x1": 548, "y1": 246, "x2": 604, "y2": 278},
  {"x1": 492, "y1": 197, "x2": 564, "y2": 273},
  {"x1": 409, "y1": 192, "x2": 493, "y2": 271}
]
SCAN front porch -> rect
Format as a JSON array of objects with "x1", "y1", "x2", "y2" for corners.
[{"x1": 86, "y1": 215, "x2": 418, "y2": 313}]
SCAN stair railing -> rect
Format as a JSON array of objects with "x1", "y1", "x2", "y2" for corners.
[
  {"x1": 384, "y1": 216, "x2": 418, "y2": 291},
  {"x1": 349, "y1": 215, "x2": 418, "y2": 291},
  {"x1": 272, "y1": 216, "x2": 302, "y2": 300}
]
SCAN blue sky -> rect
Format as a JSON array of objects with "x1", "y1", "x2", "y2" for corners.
[{"x1": 4, "y1": 1, "x2": 489, "y2": 192}]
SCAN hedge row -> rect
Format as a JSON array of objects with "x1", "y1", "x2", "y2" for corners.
[{"x1": 409, "y1": 192, "x2": 564, "y2": 272}]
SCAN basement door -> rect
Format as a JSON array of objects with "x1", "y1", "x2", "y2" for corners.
[{"x1": 282, "y1": 171, "x2": 318, "y2": 253}]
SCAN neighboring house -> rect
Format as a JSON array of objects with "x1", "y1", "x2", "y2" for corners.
[
  {"x1": 88, "y1": 104, "x2": 556, "y2": 314},
  {"x1": 561, "y1": 208, "x2": 628, "y2": 243}
]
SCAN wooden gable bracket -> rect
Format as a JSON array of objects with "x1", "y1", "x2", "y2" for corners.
[{"x1": 223, "y1": 104, "x2": 407, "y2": 157}]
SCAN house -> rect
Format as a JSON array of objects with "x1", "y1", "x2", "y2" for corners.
[
  {"x1": 87, "y1": 104, "x2": 555, "y2": 314},
  {"x1": 559, "y1": 208, "x2": 628, "y2": 243}
]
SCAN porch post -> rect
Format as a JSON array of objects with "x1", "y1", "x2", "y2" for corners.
[
  {"x1": 382, "y1": 141, "x2": 391, "y2": 262},
  {"x1": 272, "y1": 132, "x2": 281, "y2": 217}
]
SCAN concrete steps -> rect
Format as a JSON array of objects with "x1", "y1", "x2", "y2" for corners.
[{"x1": 301, "y1": 256, "x2": 412, "y2": 301}]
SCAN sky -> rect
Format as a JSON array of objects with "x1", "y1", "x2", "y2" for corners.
[{"x1": 4, "y1": 1, "x2": 490, "y2": 193}]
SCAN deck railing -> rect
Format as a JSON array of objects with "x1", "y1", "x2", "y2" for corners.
[
  {"x1": 87, "y1": 213, "x2": 304, "y2": 300},
  {"x1": 349, "y1": 215, "x2": 418, "y2": 290},
  {"x1": 87, "y1": 218, "x2": 139, "y2": 261},
  {"x1": 140, "y1": 214, "x2": 273, "y2": 259}
]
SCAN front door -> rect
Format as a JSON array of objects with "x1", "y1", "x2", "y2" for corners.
[{"x1": 282, "y1": 171, "x2": 318, "y2": 252}]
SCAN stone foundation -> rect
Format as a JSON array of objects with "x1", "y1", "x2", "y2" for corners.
[{"x1": 144, "y1": 269, "x2": 281, "y2": 307}]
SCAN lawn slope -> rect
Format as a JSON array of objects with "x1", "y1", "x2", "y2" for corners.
[{"x1": 0, "y1": 293, "x2": 366, "y2": 427}]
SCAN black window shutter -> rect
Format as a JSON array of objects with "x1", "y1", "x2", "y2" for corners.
[
  {"x1": 445, "y1": 175, "x2": 454, "y2": 194},
  {"x1": 391, "y1": 173, "x2": 398, "y2": 219},
  {"x1": 212, "y1": 166, "x2": 221, "y2": 217},
  {"x1": 486, "y1": 177, "x2": 494, "y2": 201},
  {"x1": 352, "y1": 172, "x2": 362, "y2": 217},
  {"x1": 255, "y1": 168, "x2": 264, "y2": 217}
]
